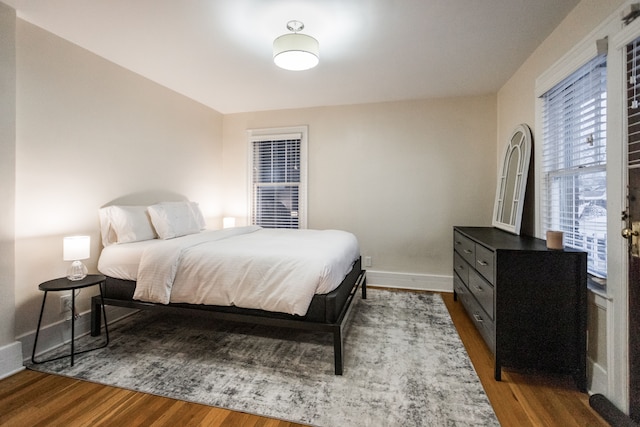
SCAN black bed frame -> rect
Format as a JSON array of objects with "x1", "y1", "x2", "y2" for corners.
[{"x1": 90, "y1": 258, "x2": 366, "y2": 375}]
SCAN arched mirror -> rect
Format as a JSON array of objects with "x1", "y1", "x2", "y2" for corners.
[{"x1": 492, "y1": 124, "x2": 532, "y2": 235}]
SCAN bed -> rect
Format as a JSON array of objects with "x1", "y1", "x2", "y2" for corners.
[{"x1": 90, "y1": 201, "x2": 366, "y2": 375}]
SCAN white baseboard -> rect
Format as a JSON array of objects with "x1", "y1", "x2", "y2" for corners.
[
  {"x1": 18, "y1": 305, "x2": 136, "y2": 363},
  {"x1": 0, "y1": 341, "x2": 25, "y2": 380},
  {"x1": 366, "y1": 270, "x2": 453, "y2": 293}
]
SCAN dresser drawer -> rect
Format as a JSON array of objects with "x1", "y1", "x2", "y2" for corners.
[
  {"x1": 457, "y1": 282, "x2": 495, "y2": 353},
  {"x1": 470, "y1": 306, "x2": 495, "y2": 353},
  {"x1": 474, "y1": 244, "x2": 495, "y2": 283},
  {"x1": 453, "y1": 272, "x2": 467, "y2": 297},
  {"x1": 454, "y1": 231, "x2": 475, "y2": 265},
  {"x1": 469, "y1": 269, "x2": 494, "y2": 320},
  {"x1": 453, "y1": 252, "x2": 469, "y2": 285}
]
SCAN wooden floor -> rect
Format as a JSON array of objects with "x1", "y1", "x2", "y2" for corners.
[
  {"x1": 441, "y1": 292, "x2": 608, "y2": 427},
  {"x1": 0, "y1": 291, "x2": 608, "y2": 426}
]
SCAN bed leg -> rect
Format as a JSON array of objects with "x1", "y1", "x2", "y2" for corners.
[
  {"x1": 334, "y1": 328, "x2": 344, "y2": 375},
  {"x1": 361, "y1": 272, "x2": 367, "y2": 300},
  {"x1": 91, "y1": 295, "x2": 102, "y2": 336}
]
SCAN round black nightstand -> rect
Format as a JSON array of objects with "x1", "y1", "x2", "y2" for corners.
[{"x1": 31, "y1": 274, "x2": 109, "y2": 366}]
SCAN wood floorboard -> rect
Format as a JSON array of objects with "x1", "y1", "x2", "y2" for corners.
[{"x1": 0, "y1": 291, "x2": 609, "y2": 426}]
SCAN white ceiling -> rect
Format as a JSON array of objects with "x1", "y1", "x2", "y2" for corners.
[{"x1": 5, "y1": 0, "x2": 580, "y2": 114}]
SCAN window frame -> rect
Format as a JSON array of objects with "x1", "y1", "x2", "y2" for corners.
[{"x1": 247, "y1": 126, "x2": 308, "y2": 229}]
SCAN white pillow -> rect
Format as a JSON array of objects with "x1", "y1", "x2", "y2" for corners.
[
  {"x1": 98, "y1": 205, "x2": 156, "y2": 245},
  {"x1": 147, "y1": 201, "x2": 202, "y2": 239},
  {"x1": 98, "y1": 207, "x2": 118, "y2": 246},
  {"x1": 190, "y1": 201, "x2": 206, "y2": 230}
]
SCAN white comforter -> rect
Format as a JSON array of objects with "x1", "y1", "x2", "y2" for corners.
[{"x1": 133, "y1": 226, "x2": 360, "y2": 316}]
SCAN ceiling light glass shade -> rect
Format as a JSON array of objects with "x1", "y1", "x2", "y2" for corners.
[{"x1": 273, "y1": 33, "x2": 319, "y2": 71}]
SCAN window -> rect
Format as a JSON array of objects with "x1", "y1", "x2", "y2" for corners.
[
  {"x1": 540, "y1": 53, "x2": 607, "y2": 278},
  {"x1": 248, "y1": 127, "x2": 307, "y2": 229}
]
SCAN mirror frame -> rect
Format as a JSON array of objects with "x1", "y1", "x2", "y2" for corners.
[{"x1": 492, "y1": 124, "x2": 532, "y2": 235}]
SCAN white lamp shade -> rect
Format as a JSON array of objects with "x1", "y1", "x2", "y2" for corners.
[
  {"x1": 273, "y1": 33, "x2": 319, "y2": 71},
  {"x1": 223, "y1": 217, "x2": 236, "y2": 229},
  {"x1": 63, "y1": 236, "x2": 90, "y2": 261}
]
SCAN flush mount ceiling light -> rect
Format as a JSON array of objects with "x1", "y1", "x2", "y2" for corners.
[{"x1": 273, "y1": 20, "x2": 319, "y2": 71}]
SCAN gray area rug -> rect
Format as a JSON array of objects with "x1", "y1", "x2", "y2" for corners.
[{"x1": 29, "y1": 290, "x2": 499, "y2": 426}]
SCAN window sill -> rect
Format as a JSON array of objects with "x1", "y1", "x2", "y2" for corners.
[{"x1": 587, "y1": 275, "x2": 609, "y2": 300}]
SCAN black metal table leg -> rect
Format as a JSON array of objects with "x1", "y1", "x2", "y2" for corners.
[
  {"x1": 31, "y1": 291, "x2": 48, "y2": 364},
  {"x1": 99, "y1": 281, "x2": 109, "y2": 345},
  {"x1": 70, "y1": 290, "x2": 75, "y2": 366}
]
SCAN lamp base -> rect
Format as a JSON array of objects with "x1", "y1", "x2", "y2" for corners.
[{"x1": 67, "y1": 260, "x2": 88, "y2": 281}]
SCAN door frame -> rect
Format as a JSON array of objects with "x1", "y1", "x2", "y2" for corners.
[{"x1": 609, "y1": 13, "x2": 640, "y2": 414}]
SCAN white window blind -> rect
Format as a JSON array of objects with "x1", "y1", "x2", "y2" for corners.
[
  {"x1": 628, "y1": 37, "x2": 640, "y2": 168},
  {"x1": 248, "y1": 129, "x2": 307, "y2": 229},
  {"x1": 541, "y1": 53, "x2": 607, "y2": 278}
]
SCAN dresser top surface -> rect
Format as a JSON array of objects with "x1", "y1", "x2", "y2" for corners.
[{"x1": 454, "y1": 226, "x2": 583, "y2": 253}]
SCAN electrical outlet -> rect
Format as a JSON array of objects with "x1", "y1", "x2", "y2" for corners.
[
  {"x1": 364, "y1": 256, "x2": 372, "y2": 267},
  {"x1": 60, "y1": 295, "x2": 72, "y2": 315}
]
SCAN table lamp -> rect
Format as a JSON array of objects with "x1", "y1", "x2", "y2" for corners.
[{"x1": 63, "y1": 236, "x2": 90, "y2": 280}]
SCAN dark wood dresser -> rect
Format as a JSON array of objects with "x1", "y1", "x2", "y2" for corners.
[{"x1": 453, "y1": 226, "x2": 587, "y2": 391}]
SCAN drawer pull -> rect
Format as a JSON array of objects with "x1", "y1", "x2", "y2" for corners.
[
  {"x1": 473, "y1": 313, "x2": 484, "y2": 323},
  {"x1": 473, "y1": 285, "x2": 484, "y2": 292},
  {"x1": 457, "y1": 265, "x2": 465, "y2": 271},
  {"x1": 463, "y1": 249, "x2": 473, "y2": 254},
  {"x1": 455, "y1": 240, "x2": 462, "y2": 245},
  {"x1": 477, "y1": 260, "x2": 489, "y2": 266}
]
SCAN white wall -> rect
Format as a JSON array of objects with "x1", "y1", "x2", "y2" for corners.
[
  {"x1": 223, "y1": 96, "x2": 497, "y2": 285},
  {"x1": 0, "y1": 2, "x2": 22, "y2": 378},
  {"x1": 12, "y1": 20, "x2": 225, "y2": 351}
]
